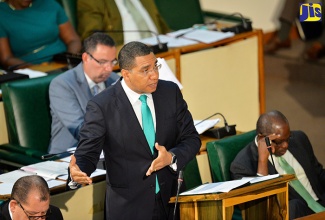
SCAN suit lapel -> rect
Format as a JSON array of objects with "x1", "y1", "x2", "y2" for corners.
[
  {"x1": 74, "y1": 63, "x2": 93, "y2": 99},
  {"x1": 114, "y1": 82, "x2": 153, "y2": 156}
]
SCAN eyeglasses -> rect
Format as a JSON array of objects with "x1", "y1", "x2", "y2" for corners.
[
  {"x1": 14, "y1": 199, "x2": 51, "y2": 220},
  {"x1": 132, "y1": 63, "x2": 162, "y2": 77},
  {"x1": 86, "y1": 52, "x2": 118, "y2": 66}
]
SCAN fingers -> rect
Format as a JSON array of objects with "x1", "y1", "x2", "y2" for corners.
[{"x1": 69, "y1": 155, "x2": 92, "y2": 185}]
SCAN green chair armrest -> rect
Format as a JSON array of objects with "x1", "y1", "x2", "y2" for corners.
[
  {"x1": 0, "y1": 148, "x2": 42, "y2": 167},
  {"x1": 0, "y1": 143, "x2": 46, "y2": 159}
]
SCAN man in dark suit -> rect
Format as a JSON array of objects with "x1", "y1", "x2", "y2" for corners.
[
  {"x1": 230, "y1": 110, "x2": 325, "y2": 220},
  {"x1": 69, "y1": 41, "x2": 201, "y2": 219},
  {"x1": 0, "y1": 175, "x2": 63, "y2": 220}
]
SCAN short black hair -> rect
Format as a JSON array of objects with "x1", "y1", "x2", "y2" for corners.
[
  {"x1": 118, "y1": 41, "x2": 152, "y2": 70},
  {"x1": 83, "y1": 32, "x2": 116, "y2": 53},
  {"x1": 11, "y1": 175, "x2": 50, "y2": 204},
  {"x1": 256, "y1": 110, "x2": 289, "y2": 135}
]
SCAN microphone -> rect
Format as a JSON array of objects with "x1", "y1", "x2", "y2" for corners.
[
  {"x1": 173, "y1": 170, "x2": 183, "y2": 220},
  {"x1": 265, "y1": 137, "x2": 276, "y2": 173},
  {"x1": 41, "y1": 150, "x2": 74, "y2": 160},
  {"x1": 52, "y1": 52, "x2": 82, "y2": 68},
  {"x1": 92, "y1": 30, "x2": 168, "y2": 54},
  {"x1": 197, "y1": 112, "x2": 236, "y2": 139},
  {"x1": 207, "y1": 12, "x2": 252, "y2": 34}
]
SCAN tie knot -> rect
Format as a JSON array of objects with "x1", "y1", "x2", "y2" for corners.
[{"x1": 139, "y1": 95, "x2": 147, "y2": 103}]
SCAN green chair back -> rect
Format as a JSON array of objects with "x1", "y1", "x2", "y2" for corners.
[
  {"x1": 183, "y1": 157, "x2": 202, "y2": 190},
  {"x1": 1, "y1": 74, "x2": 60, "y2": 153},
  {"x1": 207, "y1": 130, "x2": 256, "y2": 182},
  {"x1": 154, "y1": 0, "x2": 204, "y2": 30}
]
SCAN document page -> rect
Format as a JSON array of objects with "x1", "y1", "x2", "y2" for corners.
[
  {"x1": 20, "y1": 161, "x2": 69, "y2": 180},
  {"x1": 180, "y1": 179, "x2": 250, "y2": 196},
  {"x1": 194, "y1": 119, "x2": 220, "y2": 134},
  {"x1": 180, "y1": 174, "x2": 280, "y2": 196}
]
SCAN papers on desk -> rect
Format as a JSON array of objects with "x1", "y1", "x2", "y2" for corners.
[
  {"x1": 140, "y1": 29, "x2": 235, "y2": 48},
  {"x1": 0, "y1": 170, "x2": 66, "y2": 195},
  {"x1": 140, "y1": 34, "x2": 198, "y2": 48},
  {"x1": 20, "y1": 161, "x2": 69, "y2": 181},
  {"x1": 180, "y1": 174, "x2": 280, "y2": 196},
  {"x1": 194, "y1": 119, "x2": 220, "y2": 134},
  {"x1": 14, "y1": 68, "x2": 47, "y2": 78},
  {"x1": 167, "y1": 28, "x2": 235, "y2": 44}
]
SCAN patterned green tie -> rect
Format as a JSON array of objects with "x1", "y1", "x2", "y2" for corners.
[
  {"x1": 278, "y1": 156, "x2": 325, "y2": 213},
  {"x1": 139, "y1": 95, "x2": 159, "y2": 193}
]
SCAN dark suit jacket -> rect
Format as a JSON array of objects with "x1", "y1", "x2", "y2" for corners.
[
  {"x1": 0, "y1": 200, "x2": 63, "y2": 220},
  {"x1": 230, "y1": 130, "x2": 325, "y2": 203},
  {"x1": 74, "y1": 79, "x2": 201, "y2": 219}
]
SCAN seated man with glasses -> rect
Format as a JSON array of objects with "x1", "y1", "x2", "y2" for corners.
[
  {"x1": 0, "y1": 175, "x2": 63, "y2": 220},
  {"x1": 230, "y1": 110, "x2": 325, "y2": 220},
  {"x1": 48, "y1": 32, "x2": 120, "y2": 154}
]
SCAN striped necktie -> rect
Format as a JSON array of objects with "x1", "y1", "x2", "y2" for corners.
[
  {"x1": 139, "y1": 95, "x2": 159, "y2": 193},
  {"x1": 278, "y1": 156, "x2": 325, "y2": 213},
  {"x1": 93, "y1": 85, "x2": 100, "y2": 96}
]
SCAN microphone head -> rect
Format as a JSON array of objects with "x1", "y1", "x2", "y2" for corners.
[{"x1": 178, "y1": 170, "x2": 184, "y2": 182}]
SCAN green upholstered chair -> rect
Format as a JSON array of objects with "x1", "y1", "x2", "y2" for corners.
[
  {"x1": 206, "y1": 130, "x2": 256, "y2": 183},
  {"x1": 206, "y1": 130, "x2": 256, "y2": 220},
  {"x1": 0, "y1": 73, "x2": 60, "y2": 167},
  {"x1": 154, "y1": 0, "x2": 248, "y2": 31},
  {"x1": 56, "y1": 0, "x2": 78, "y2": 30},
  {"x1": 183, "y1": 157, "x2": 202, "y2": 190}
]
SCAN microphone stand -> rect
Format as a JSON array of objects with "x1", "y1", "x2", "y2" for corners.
[
  {"x1": 92, "y1": 30, "x2": 168, "y2": 54},
  {"x1": 41, "y1": 149, "x2": 74, "y2": 160},
  {"x1": 173, "y1": 170, "x2": 183, "y2": 220},
  {"x1": 196, "y1": 112, "x2": 236, "y2": 139}
]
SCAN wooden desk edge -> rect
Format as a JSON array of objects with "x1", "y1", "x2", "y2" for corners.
[{"x1": 169, "y1": 174, "x2": 295, "y2": 203}]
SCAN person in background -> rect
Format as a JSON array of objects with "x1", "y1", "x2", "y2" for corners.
[
  {"x1": 265, "y1": 0, "x2": 325, "y2": 60},
  {"x1": 77, "y1": 0, "x2": 170, "y2": 45},
  {"x1": 230, "y1": 110, "x2": 325, "y2": 220},
  {"x1": 48, "y1": 32, "x2": 119, "y2": 154},
  {"x1": 0, "y1": 0, "x2": 81, "y2": 70},
  {"x1": 69, "y1": 41, "x2": 200, "y2": 219},
  {"x1": 0, "y1": 175, "x2": 63, "y2": 220}
]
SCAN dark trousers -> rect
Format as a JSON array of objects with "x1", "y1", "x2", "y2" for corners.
[{"x1": 152, "y1": 192, "x2": 168, "y2": 220}]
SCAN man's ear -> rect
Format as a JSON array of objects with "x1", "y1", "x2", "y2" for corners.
[
  {"x1": 121, "y1": 69, "x2": 129, "y2": 78},
  {"x1": 9, "y1": 200, "x2": 18, "y2": 213}
]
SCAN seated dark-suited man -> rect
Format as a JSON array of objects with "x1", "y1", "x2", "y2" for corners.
[
  {"x1": 0, "y1": 175, "x2": 63, "y2": 220},
  {"x1": 77, "y1": 0, "x2": 170, "y2": 45},
  {"x1": 48, "y1": 32, "x2": 120, "y2": 154},
  {"x1": 230, "y1": 110, "x2": 325, "y2": 220},
  {"x1": 68, "y1": 41, "x2": 201, "y2": 219}
]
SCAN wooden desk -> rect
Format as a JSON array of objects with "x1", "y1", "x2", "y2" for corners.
[
  {"x1": 176, "y1": 29, "x2": 264, "y2": 132},
  {"x1": 170, "y1": 174, "x2": 295, "y2": 220},
  {"x1": 295, "y1": 211, "x2": 325, "y2": 220}
]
